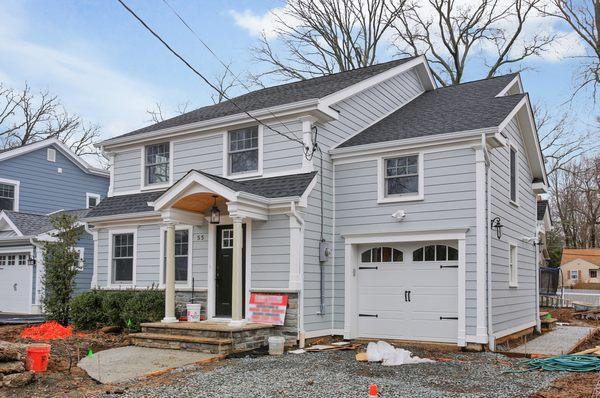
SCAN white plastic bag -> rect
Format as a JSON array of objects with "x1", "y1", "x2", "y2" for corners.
[{"x1": 366, "y1": 341, "x2": 435, "y2": 366}]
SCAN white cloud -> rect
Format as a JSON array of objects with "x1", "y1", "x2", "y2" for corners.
[
  {"x1": 229, "y1": 8, "x2": 286, "y2": 40},
  {"x1": 0, "y1": 3, "x2": 160, "y2": 139}
]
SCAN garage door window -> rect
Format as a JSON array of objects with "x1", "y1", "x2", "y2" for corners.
[
  {"x1": 361, "y1": 247, "x2": 403, "y2": 263},
  {"x1": 413, "y1": 245, "x2": 458, "y2": 261}
]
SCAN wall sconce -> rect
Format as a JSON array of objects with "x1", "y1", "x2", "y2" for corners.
[
  {"x1": 210, "y1": 195, "x2": 220, "y2": 224},
  {"x1": 27, "y1": 257, "x2": 36, "y2": 266},
  {"x1": 491, "y1": 217, "x2": 503, "y2": 239}
]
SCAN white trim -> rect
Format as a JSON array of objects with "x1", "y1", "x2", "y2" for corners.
[
  {"x1": 288, "y1": 205, "x2": 303, "y2": 291},
  {"x1": 159, "y1": 224, "x2": 194, "y2": 289},
  {"x1": 222, "y1": 125, "x2": 264, "y2": 179},
  {"x1": 458, "y1": 238, "x2": 467, "y2": 347},
  {"x1": 85, "y1": 192, "x2": 102, "y2": 209},
  {"x1": 304, "y1": 329, "x2": 345, "y2": 339},
  {"x1": 508, "y1": 141, "x2": 520, "y2": 206},
  {"x1": 85, "y1": 224, "x2": 99, "y2": 288},
  {"x1": 0, "y1": 138, "x2": 108, "y2": 177},
  {"x1": 0, "y1": 210, "x2": 23, "y2": 236},
  {"x1": 495, "y1": 75, "x2": 524, "y2": 97},
  {"x1": 47, "y1": 148, "x2": 56, "y2": 162},
  {"x1": 75, "y1": 247, "x2": 85, "y2": 271},
  {"x1": 0, "y1": 178, "x2": 20, "y2": 212},
  {"x1": 492, "y1": 321, "x2": 536, "y2": 340},
  {"x1": 377, "y1": 152, "x2": 424, "y2": 203},
  {"x1": 508, "y1": 241, "x2": 519, "y2": 288},
  {"x1": 107, "y1": 228, "x2": 137, "y2": 288},
  {"x1": 474, "y1": 144, "x2": 488, "y2": 341},
  {"x1": 140, "y1": 141, "x2": 174, "y2": 191}
]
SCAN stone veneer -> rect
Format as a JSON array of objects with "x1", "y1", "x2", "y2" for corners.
[{"x1": 175, "y1": 290, "x2": 208, "y2": 319}]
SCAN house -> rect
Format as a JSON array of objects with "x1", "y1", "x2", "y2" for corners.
[
  {"x1": 537, "y1": 199, "x2": 552, "y2": 266},
  {"x1": 0, "y1": 138, "x2": 109, "y2": 314},
  {"x1": 560, "y1": 248, "x2": 600, "y2": 288},
  {"x1": 85, "y1": 55, "x2": 547, "y2": 350}
]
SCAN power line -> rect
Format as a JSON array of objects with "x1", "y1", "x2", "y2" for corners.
[{"x1": 116, "y1": 0, "x2": 305, "y2": 150}]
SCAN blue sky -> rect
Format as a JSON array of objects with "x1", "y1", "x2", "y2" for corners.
[{"x1": 0, "y1": 0, "x2": 596, "y2": 140}]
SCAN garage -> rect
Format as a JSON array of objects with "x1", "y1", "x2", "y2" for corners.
[
  {"x1": 0, "y1": 253, "x2": 33, "y2": 314},
  {"x1": 356, "y1": 242, "x2": 459, "y2": 343}
]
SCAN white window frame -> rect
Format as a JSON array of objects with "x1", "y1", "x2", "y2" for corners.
[
  {"x1": 107, "y1": 228, "x2": 137, "y2": 287},
  {"x1": 377, "y1": 152, "x2": 424, "y2": 203},
  {"x1": 75, "y1": 247, "x2": 85, "y2": 271},
  {"x1": 47, "y1": 148, "x2": 56, "y2": 162},
  {"x1": 222, "y1": 125, "x2": 263, "y2": 179},
  {"x1": 85, "y1": 193, "x2": 101, "y2": 209},
  {"x1": 221, "y1": 228, "x2": 234, "y2": 249},
  {"x1": 509, "y1": 142, "x2": 519, "y2": 207},
  {"x1": 508, "y1": 242, "x2": 518, "y2": 288},
  {"x1": 140, "y1": 142, "x2": 173, "y2": 190},
  {"x1": 570, "y1": 270, "x2": 578, "y2": 280},
  {"x1": 159, "y1": 225, "x2": 193, "y2": 288},
  {"x1": 0, "y1": 178, "x2": 20, "y2": 211}
]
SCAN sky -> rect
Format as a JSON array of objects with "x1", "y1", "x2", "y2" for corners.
[{"x1": 0, "y1": 0, "x2": 596, "y2": 142}]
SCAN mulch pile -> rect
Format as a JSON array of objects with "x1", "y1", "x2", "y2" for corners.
[{"x1": 20, "y1": 321, "x2": 73, "y2": 341}]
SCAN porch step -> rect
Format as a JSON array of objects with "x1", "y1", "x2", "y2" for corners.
[{"x1": 130, "y1": 333, "x2": 233, "y2": 354}]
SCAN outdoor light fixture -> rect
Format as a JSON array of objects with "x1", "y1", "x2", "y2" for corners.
[
  {"x1": 27, "y1": 257, "x2": 36, "y2": 266},
  {"x1": 491, "y1": 217, "x2": 504, "y2": 239},
  {"x1": 210, "y1": 195, "x2": 220, "y2": 224}
]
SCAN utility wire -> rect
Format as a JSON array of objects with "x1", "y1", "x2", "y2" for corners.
[{"x1": 116, "y1": 0, "x2": 306, "y2": 150}]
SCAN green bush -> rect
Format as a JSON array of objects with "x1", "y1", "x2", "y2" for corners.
[{"x1": 70, "y1": 289, "x2": 164, "y2": 331}]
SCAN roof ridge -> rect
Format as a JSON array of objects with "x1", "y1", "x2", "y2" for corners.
[{"x1": 433, "y1": 73, "x2": 519, "y2": 91}]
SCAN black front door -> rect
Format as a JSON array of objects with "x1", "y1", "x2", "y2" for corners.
[{"x1": 215, "y1": 224, "x2": 246, "y2": 317}]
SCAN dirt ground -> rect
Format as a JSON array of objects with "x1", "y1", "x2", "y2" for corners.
[{"x1": 0, "y1": 324, "x2": 130, "y2": 398}]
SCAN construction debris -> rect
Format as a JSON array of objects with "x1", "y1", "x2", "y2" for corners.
[
  {"x1": 0, "y1": 341, "x2": 34, "y2": 388},
  {"x1": 365, "y1": 341, "x2": 435, "y2": 366},
  {"x1": 305, "y1": 342, "x2": 359, "y2": 352}
]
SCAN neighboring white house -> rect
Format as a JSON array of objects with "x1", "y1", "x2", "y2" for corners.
[
  {"x1": 560, "y1": 248, "x2": 600, "y2": 288},
  {"x1": 84, "y1": 55, "x2": 547, "y2": 350}
]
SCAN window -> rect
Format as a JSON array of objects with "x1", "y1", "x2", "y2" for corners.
[
  {"x1": 509, "y1": 244, "x2": 518, "y2": 287},
  {"x1": 86, "y1": 193, "x2": 101, "y2": 209},
  {"x1": 590, "y1": 270, "x2": 598, "y2": 279},
  {"x1": 0, "y1": 183, "x2": 15, "y2": 211},
  {"x1": 222, "y1": 229, "x2": 234, "y2": 249},
  {"x1": 385, "y1": 155, "x2": 419, "y2": 196},
  {"x1": 112, "y1": 233, "x2": 134, "y2": 283},
  {"x1": 413, "y1": 245, "x2": 458, "y2": 261},
  {"x1": 510, "y1": 146, "x2": 517, "y2": 203},
  {"x1": 570, "y1": 270, "x2": 579, "y2": 280},
  {"x1": 162, "y1": 229, "x2": 190, "y2": 283},
  {"x1": 17, "y1": 255, "x2": 27, "y2": 266},
  {"x1": 47, "y1": 148, "x2": 56, "y2": 162},
  {"x1": 75, "y1": 248, "x2": 85, "y2": 271},
  {"x1": 228, "y1": 126, "x2": 259, "y2": 174},
  {"x1": 360, "y1": 247, "x2": 403, "y2": 263},
  {"x1": 145, "y1": 143, "x2": 170, "y2": 185}
]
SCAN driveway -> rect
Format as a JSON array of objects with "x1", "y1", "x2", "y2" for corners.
[{"x1": 104, "y1": 349, "x2": 563, "y2": 398}]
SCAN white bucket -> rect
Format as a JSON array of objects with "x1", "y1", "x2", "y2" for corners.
[
  {"x1": 268, "y1": 336, "x2": 285, "y2": 355},
  {"x1": 186, "y1": 303, "x2": 201, "y2": 322}
]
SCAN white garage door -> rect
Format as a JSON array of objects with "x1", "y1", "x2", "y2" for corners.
[
  {"x1": 0, "y1": 254, "x2": 33, "y2": 314},
  {"x1": 357, "y1": 243, "x2": 459, "y2": 343}
]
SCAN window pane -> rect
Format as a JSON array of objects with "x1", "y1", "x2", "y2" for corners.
[
  {"x1": 145, "y1": 143, "x2": 170, "y2": 185},
  {"x1": 371, "y1": 247, "x2": 381, "y2": 262},
  {"x1": 361, "y1": 250, "x2": 371, "y2": 263},
  {"x1": 146, "y1": 164, "x2": 169, "y2": 184},
  {"x1": 0, "y1": 197, "x2": 14, "y2": 211},
  {"x1": 393, "y1": 249, "x2": 403, "y2": 262},
  {"x1": 114, "y1": 258, "x2": 133, "y2": 282},
  {"x1": 413, "y1": 248, "x2": 423, "y2": 261},
  {"x1": 448, "y1": 247, "x2": 458, "y2": 261},
  {"x1": 386, "y1": 175, "x2": 418, "y2": 195},
  {"x1": 436, "y1": 245, "x2": 447, "y2": 261},
  {"x1": 382, "y1": 247, "x2": 392, "y2": 262},
  {"x1": 175, "y1": 256, "x2": 188, "y2": 282},
  {"x1": 510, "y1": 148, "x2": 517, "y2": 202},
  {"x1": 88, "y1": 197, "x2": 98, "y2": 208},
  {"x1": 424, "y1": 245, "x2": 435, "y2": 261},
  {"x1": 230, "y1": 150, "x2": 258, "y2": 173},
  {"x1": 0, "y1": 183, "x2": 15, "y2": 211}
]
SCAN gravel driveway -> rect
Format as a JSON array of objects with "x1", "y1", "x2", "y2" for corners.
[{"x1": 106, "y1": 349, "x2": 563, "y2": 398}]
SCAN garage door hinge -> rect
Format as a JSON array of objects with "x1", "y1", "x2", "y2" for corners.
[
  {"x1": 358, "y1": 313, "x2": 378, "y2": 318},
  {"x1": 439, "y1": 316, "x2": 459, "y2": 320},
  {"x1": 439, "y1": 265, "x2": 458, "y2": 268}
]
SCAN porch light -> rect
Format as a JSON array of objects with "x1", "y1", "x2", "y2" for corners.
[
  {"x1": 491, "y1": 217, "x2": 504, "y2": 239},
  {"x1": 27, "y1": 257, "x2": 36, "y2": 266},
  {"x1": 210, "y1": 195, "x2": 220, "y2": 224}
]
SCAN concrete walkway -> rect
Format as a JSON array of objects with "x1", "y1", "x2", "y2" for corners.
[
  {"x1": 508, "y1": 326, "x2": 597, "y2": 356},
  {"x1": 78, "y1": 346, "x2": 220, "y2": 384}
]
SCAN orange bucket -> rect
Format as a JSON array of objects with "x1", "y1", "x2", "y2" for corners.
[{"x1": 26, "y1": 343, "x2": 51, "y2": 372}]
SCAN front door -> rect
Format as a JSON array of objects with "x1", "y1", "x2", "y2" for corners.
[{"x1": 215, "y1": 224, "x2": 246, "y2": 318}]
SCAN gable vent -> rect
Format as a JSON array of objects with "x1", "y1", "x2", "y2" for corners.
[{"x1": 47, "y1": 148, "x2": 56, "y2": 162}]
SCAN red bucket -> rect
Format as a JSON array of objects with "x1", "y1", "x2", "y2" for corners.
[{"x1": 26, "y1": 343, "x2": 51, "y2": 372}]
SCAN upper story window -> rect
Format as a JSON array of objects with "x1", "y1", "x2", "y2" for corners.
[
  {"x1": 228, "y1": 126, "x2": 259, "y2": 174},
  {"x1": 86, "y1": 193, "x2": 101, "y2": 209},
  {"x1": 0, "y1": 183, "x2": 15, "y2": 211},
  {"x1": 509, "y1": 145, "x2": 518, "y2": 204},
  {"x1": 145, "y1": 143, "x2": 170, "y2": 186},
  {"x1": 378, "y1": 154, "x2": 423, "y2": 203}
]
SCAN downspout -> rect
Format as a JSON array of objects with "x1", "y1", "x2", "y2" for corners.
[
  {"x1": 289, "y1": 201, "x2": 305, "y2": 347},
  {"x1": 483, "y1": 134, "x2": 495, "y2": 351},
  {"x1": 534, "y1": 237, "x2": 541, "y2": 332}
]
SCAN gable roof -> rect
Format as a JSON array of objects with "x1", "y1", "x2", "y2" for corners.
[
  {"x1": 561, "y1": 248, "x2": 600, "y2": 267},
  {"x1": 103, "y1": 57, "x2": 423, "y2": 144},
  {"x1": 0, "y1": 138, "x2": 109, "y2": 177},
  {"x1": 86, "y1": 171, "x2": 318, "y2": 219},
  {"x1": 337, "y1": 74, "x2": 522, "y2": 148},
  {"x1": 0, "y1": 209, "x2": 89, "y2": 237}
]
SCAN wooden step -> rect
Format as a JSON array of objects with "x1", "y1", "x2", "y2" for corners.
[{"x1": 130, "y1": 333, "x2": 233, "y2": 354}]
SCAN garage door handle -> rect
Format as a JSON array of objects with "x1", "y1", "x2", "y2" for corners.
[
  {"x1": 405, "y1": 290, "x2": 411, "y2": 302},
  {"x1": 358, "y1": 313, "x2": 378, "y2": 318},
  {"x1": 440, "y1": 265, "x2": 458, "y2": 268},
  {"x1": 358, "y1": 266, "x2": 378, "y2": 270},
  {"x1": 440, "y1": 316, "x2": 458, "y2": 320}
]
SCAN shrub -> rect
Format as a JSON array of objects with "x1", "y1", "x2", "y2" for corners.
[
  {"x1": 121, "y1": 290, "x2": 165, "y2": 332},
  {"x1": 70, "y1": 290, "x2": 105, "y2": 330},
  {"x1": 101, "y1": 290, "x2": 136, "y2": 327}
]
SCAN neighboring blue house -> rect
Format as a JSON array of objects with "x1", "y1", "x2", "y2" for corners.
[{"x1": 0, "y1": 138, "x2": 109, "y2": 314}]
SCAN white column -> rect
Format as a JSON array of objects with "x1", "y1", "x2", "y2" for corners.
[
  {"x1": 474, "y1": 146, "x2": 488, "y2": 342},
  {"x1": 162, "y1": 223, "x2": 178, "y2": 323},
  {"x1": 230, "y1": 216, "x2": 245, "y2": 325},
  {"x1": 289, "y1": 213, "x2": 303, "y2": 291}
]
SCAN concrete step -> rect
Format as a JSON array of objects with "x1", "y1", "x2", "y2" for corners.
[{"x1": 131, "y1": 332, "x2": 233, "y2": 354}]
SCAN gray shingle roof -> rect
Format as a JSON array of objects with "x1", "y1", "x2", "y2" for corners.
[
  {"x1": 85, "y1": 171, "x2": 318, "y2": 218},
  {"x1": 338, "y1": 74, "x2": 523, "y2": 148},
  {"x1": 2, "y1": 209, "x2": 89, "y2": 236},
  {"x1": 111, "y1": 58, "x2": 417, "y2": 140}
]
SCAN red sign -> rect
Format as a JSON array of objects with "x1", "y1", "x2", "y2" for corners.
[{"x1": 248, "y1": 293, "x2": 288, "y2": 325}]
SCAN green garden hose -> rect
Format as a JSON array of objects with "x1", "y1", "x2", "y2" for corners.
[{"x1": 517, "y1": 354, "x2": 600, "y2": 372}]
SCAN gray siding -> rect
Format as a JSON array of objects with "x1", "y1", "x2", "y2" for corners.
[
  {"x1": 262, "y1": 121, "x2": 303, "y2": 174},
  {"x1": 304, "y1": 68, "x2": 425, "y2": 332},
  {"x1": 0, "y1": 145, "x2": 109, "y2": 214},
  {"x1": 333, "y1": 148, "x2": 478, "y2": 334},
  {"x1": 74, "y1": 233, "x2": 94, "y2": 294},
  {"x1": 174, "y1": 134, "x2": 223, "y2": 179},
  {"x1": 112, "y1": 148, "x2": 140, "y2": 193},
  {"x1": 490, "y1": 118, "x2": 537, "y2": 334},
  {"x1": 251, "y1": 215, "x2": 291, "y2": 289}
]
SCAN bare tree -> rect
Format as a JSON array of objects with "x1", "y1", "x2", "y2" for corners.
[
  {"x1": 539, "y1": 0, "x2": 599, "y2": 98},
  {"x1": 251, "y1": 0, "x2": 409, "y2": 81},
  {"x1": 393, "y1": 0, "x2": 555, "y2": 86},
  {"x1": 0, "y1": 83, "x2": 101, "y2": 159},
  {"x1": 210, "y1": 63, "x2": 239, "y2": 104},
  {"x1": 146, "y1": 101, "x2": 190, "y2": 123}
]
